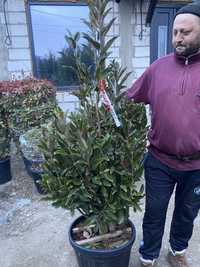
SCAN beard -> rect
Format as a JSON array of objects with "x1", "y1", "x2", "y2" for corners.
[{"x1": 174, "y1": 42, "x2": 200, "y2": 57}]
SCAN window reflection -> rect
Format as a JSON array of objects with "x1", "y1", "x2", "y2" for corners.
[
  {"x1": 30, "y1": 4, "x2": 94, "y2": 90},
  {"x1": 158, "y1": 25, "x2": 168, "y2": 58}
]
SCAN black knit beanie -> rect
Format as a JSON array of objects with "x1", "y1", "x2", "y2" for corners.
[{"x1": 176, "y1": 2, "x2": 200, "y2": 18}]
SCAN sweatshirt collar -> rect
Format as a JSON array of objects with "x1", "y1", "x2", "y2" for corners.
[{"x1": 174, "y1": 50, "x2": 200, "y2": 65}]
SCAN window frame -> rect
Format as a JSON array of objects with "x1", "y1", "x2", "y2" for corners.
[
  {"x1": 27, "y1": 0, "x2": 87, "y2": 91},
  {"x1": 150, "y1": 3, "x2": 183, "y2": 63}
]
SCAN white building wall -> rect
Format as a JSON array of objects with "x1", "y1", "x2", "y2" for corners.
[
  {"x1": 132, "y1": 0, "x2": 150, "y2": 83},
  {"x1": 106, "y1": 1, "x2": 121, "y2": 64},
  {"x1": 56, "y1": 92, "x2": 79, "y2": 113},
  {"x1": 0, "y1": 0, "x2": 32, "y2": 79},
  {"x1": 0, "y1": 14, "x2": 9, "y2": 80}
]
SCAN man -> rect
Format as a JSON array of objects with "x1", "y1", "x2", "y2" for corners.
[{"x1": 126, "y1": 2, "x2": 200, "y2": 267}]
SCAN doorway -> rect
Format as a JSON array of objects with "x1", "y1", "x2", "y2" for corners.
[{"x1": 150, "y1": 4, "x2": 183, "y2": 63}]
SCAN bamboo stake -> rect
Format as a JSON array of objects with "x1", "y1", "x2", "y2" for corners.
[
  {"x1": 76, "y1": 227, "x2": 132, "y2": 246},
  {"x1": 72, "y1": 224, "x2": 96, "y2": 234}
]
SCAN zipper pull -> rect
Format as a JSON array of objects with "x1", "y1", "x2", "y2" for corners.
[{"x1": 185, "y1": 58, "x2": 189, "y2": 65}]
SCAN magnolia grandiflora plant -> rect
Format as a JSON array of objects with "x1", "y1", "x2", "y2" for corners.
[{"x1": 40, "y1": 0, "x2": 147, "y2": 235}]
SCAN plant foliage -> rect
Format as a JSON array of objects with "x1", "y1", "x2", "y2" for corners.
[
  {"x1": 0, "y1": 78, "x2": 57, "y2": 155},
  {"x1": 40, "y1": 0, "x2": 147, "y2": 235},
  {"x1": 0, "y1": 108, "x2": 10, "y2": 160}
]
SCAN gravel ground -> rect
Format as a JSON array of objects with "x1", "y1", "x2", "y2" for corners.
[{"x1": 0, "y1": 149, "x2": 200, "y2": 267}]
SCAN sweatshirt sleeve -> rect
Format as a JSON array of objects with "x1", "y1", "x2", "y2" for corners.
[{"x1": 126, "y1": 67, "x2": 151, "y2": 104}]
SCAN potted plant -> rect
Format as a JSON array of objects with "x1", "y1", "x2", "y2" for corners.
[
  {"x1": 40, "y1": 0, "x2": 147, "y2": 266},
  {"x1": 0, "y1": 109, "x2": 11, "y2": 184},
  {"x1": 19, "y1": 126, "x2": 47, "y2": 194},
  {"x1": 0, "y1": 77, "x2": 57, "y2": 185},
  {"x1": 3, "y1": 77, "x2": 57, "y2": 148},
  {"x1": 0, "y1": 86, "x2": 12, "y2": 184}
]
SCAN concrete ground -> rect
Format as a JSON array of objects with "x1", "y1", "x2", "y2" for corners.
[{"x1": 0, "y1": 152, "x2": 200, "y2": 267}]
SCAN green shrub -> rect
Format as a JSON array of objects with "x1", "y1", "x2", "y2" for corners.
[
  {"x1": 0, "y1": 90, "x2": 10, "y2": 160},
  {"x1": 40, "y1": 0, "x2": 147, "y2": 236},
  {"x1": 0, "y1": 121, "x2": 10, "y2": 160},
  {"x1": 4, "y1": 78, "x2": 57, "y2": 137},
  {"x1": 0, "y1": 78, "x2": 57, "y2": 154},
  {"x1": 19, "y1": 126, "x2": 45, "y2": 162}
]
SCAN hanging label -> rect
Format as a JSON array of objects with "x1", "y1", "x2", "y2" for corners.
[{"x1": 99, "y1": 80, "x2": 121, "y2": 127}]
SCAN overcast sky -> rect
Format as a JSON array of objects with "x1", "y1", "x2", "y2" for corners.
[{"x1": 30, "y1": 5, "x2": 89, "y2": 58}]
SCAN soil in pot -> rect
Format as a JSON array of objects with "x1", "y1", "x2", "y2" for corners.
[
  {"x1": 69, "y1": 216, "x2": 136, "y2": 267},
  {"x1": 73, "y1": 221, "x2": 132, "y2": 249}
]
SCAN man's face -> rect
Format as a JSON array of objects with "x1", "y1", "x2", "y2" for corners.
[{"x1": 172, "y1": 13, "x2": 200, "y2": 57}]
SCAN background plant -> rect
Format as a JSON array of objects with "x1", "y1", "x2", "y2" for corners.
[
  {"x1": 0, "y1": 101, "x2": 10, "y2": 160},
  {"x1": 36, "y1": 46, "x2": 94, "y2": 87},
  {"x1": 41, "y1": 0, "x2": 147, "y2": 235},
  {"x1": 19, "y1": 126, "x2": 46, "y2": 162},
  {"x1": 0, "y1": 77, "x2": 57, "y2": 159},
  {"x1": 0, "y1": 78, "x2": 57, "y2": 141}
]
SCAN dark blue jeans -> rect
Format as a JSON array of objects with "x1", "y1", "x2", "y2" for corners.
[{"x1": 139, "y1": 152, "x2": 200, "y2": 260}]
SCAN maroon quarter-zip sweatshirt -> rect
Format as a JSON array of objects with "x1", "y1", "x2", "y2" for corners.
[{"x1": 127, "y1": 52, "x2": 200, "y2": 171}]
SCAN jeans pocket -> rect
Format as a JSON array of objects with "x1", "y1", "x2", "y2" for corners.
[{"x1": 141, "y1": 151, "x2": 149, "y2": 167}]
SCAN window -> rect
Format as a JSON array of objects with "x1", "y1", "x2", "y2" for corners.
[{"x1": 29, "y1": 1, "x2": 94, "y2": 91}]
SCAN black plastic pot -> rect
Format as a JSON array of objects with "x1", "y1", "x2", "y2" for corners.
[
  {"x1": 22, "y1": 155, "x2": 46, "y2": 194},
  {"x1": 22, "y1": 155, "x2": 32, "y2": 176},
  {"x1": 29, "y1": 168, "x2": 46, "y2": 195},
  {"x1": 0, "y1": 157, "x2": 12, "y2": 185},
  {"x1": 69, "y1": 216, "x2": 136, "y2": 267}
]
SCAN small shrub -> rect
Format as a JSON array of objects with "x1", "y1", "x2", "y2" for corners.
[{"x1": 0, "y1": 77, "x2": 57, "y2": 154}]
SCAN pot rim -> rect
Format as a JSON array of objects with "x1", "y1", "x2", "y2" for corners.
[
  {"x1": 0, "y1": 157, "x2": 10, "y2": 163},
  {"x1": 68, "y1": 215, "x2": 136, "y2": 254}
]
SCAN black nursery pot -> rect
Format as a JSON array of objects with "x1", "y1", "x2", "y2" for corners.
[
  {"x1": 0, "y1": 157, "x2": 12, "y2": 185},
  {"x1": 29, "y1": 168, "x2": 46, "y2": 195},
  {"x1": 22, "y1": 155, "x2": 32, "y2": 176},
  {"x1": 22, "y1": 155, "x2": 46, "y2": 194},
  {"x1": 69, "y1": 216, "x2": 136, "y2": 267}
]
